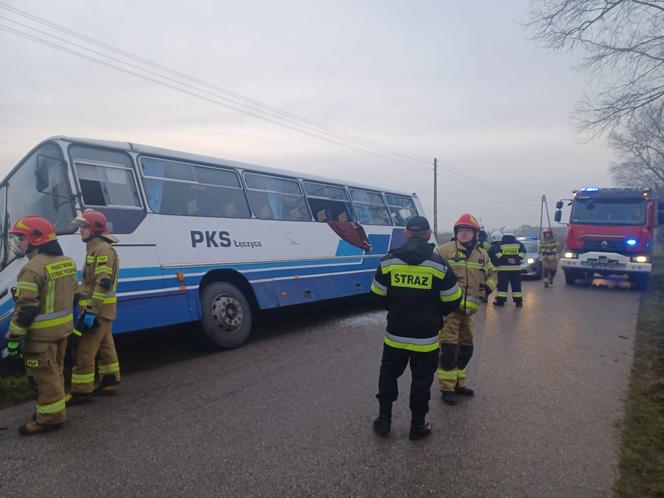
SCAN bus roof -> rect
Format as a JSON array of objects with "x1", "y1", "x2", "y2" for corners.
[{"x1": 45, "y1": 136, "x2": 418, "y2": 198}]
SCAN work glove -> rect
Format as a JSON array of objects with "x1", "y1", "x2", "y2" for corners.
[
  {"x1": 76, "y1": 311, "x2": 98, "y2": 332},
  {"x1": 479, "y1": 283, "x2": 493, "y2": 301},
  {"x1": 5, "y1": 339, "x2": 23, "y2": 360}
]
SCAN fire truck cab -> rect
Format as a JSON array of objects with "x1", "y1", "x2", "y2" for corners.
[{"x1": 555, "y1": 187, "x2": 661, "y2": 290}]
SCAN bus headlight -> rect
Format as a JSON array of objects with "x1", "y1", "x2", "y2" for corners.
[
  {"x1": 564, "y1": 252, "x2": 575, "y2": 259},
  {"x1": 633, "y1": 255, "x2": 648, "y2": 263}
]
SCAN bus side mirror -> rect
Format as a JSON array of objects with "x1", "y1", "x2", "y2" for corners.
[
  {"x1": 554, "y1": 210, "x2": 562, "y2": 223},
  {"x1": 35, "y1": 156, "x2": 50, "y2": 192},
  {"x1": 555, "y1": 201, "x2": 564, "y2": 209}
]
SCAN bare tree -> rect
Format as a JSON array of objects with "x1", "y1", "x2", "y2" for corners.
[
  {"x1": 527, "y1": 0, "x2": 664, "y2": 133},
  {"x1": 609, "y1": 104, "x2": 664, "y2": 190}
]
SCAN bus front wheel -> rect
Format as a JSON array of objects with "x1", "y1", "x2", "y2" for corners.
[{"x1": 201, "y1": 281, "x2": 253, "y2": 348}]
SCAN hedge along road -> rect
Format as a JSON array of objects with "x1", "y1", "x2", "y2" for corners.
[{"x1": 0, "y1": 280, "x2": 639, "y2": 497}]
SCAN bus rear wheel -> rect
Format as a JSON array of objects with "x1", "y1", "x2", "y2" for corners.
[{"x1": 201, "y1": 281, "x2": 253, "y2": 348}]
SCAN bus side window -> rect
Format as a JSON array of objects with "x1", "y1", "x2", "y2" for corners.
[
  {"x1": 303, "y1": 181, "x2": 353, "y2": 223},
  {"x1": 350, "y1": 189, "x2": 392, "y2": 226},
  {"x1": 140, "y1": 157, "x2": 251, "y2": 219},
  {"x1": 76, "y1": 163, "x2": 142, "y2": 208},
  {"x1": 244, "y1": 173, "x2": 311, "y2": 222},
  {"x1": 385, "y1": 193, "x2": 419, "y2": 226}
]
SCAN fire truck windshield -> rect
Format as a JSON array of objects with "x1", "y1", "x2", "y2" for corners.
[{"x1": 570, "y1": 199, "x2": 645, "y2": 226}]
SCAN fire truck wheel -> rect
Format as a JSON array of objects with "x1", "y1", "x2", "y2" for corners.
[
  {"x1": 564, "y1": 270, "x2": 578, "y2": 286},
  {"x1": 633, "y1": 274, "x2": 650, "y2": 291}
]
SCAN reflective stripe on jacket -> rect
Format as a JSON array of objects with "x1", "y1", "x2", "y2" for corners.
[
  {"x1": 78, "y1": 237, "x2": 119, "y2": 320},
  {"x1": 489, "y1": 237, "x2": 526, "y2": 271},
  {"x1": 8, "y1": 252, "x2": 77, "y2": 342},
  {"x1": 437, "y1": 241, "x2": 498, "y2": 314},
  {"x1": 540, "y1": 239, "x2": 559, "y2": 261},
  {"x1": 370, "y1": 238, "x2": 461, "y2": 351}
]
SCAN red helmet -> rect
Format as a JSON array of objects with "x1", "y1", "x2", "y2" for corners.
[
  {"x1": 9, "y1": 216, "x2": 57, "y2": 246},
  {"x1": 454, "y1": 213, "x2": 481, "y2": 232},
  {"x1": 74, "y1": 209, "x2": 109, "y2": 235}
]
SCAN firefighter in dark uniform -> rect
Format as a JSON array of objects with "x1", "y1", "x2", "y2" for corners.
[
  {"x1": 490, "y1": 227, "x2": 526, "y2": 307},
  {"x1": 5, "y1": 216, "x2": 77, "y2": 435},
  {"x1": 370, "y1": 216, "x2": 461, "y2": 440}
]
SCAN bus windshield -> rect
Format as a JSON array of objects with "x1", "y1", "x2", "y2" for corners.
[
  {"x1": 570, "y1": 199, "x2": 645, "y2": 226},
  {"x1": 1, "y1": 142, "x2": 76, "y2": 268}
]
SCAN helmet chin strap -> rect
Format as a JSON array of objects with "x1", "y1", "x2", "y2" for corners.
[{"x1": 24, "y1": 245, "x2": 38, "y2": 258}]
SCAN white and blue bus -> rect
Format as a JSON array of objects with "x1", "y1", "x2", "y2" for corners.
[{"x1": 0, "y1": 137, "x2": 424, "y2": 347}]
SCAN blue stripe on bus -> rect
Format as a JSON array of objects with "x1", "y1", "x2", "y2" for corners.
[
  {"x1": 335, "y1": 240, "x2": 365, "y2": 257},
  {"x1": 110, "y1": 268, "x2": 377, "y2": 333},
  {"x1": 0, "y1": 234, "x2": 394, "y2": 343},
  {"x1": 116, "y1": 258, "x2": 379, "y2": 293}
]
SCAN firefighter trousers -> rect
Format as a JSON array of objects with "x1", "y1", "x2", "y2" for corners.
[
  {"x1": 495, "y1": 270, "x2": 523, "y2": 304},
  {"x1": 542, "y1": 257, "x2": 558, "y2": 282},
  {"x1": 24, "y1": 337, "x2": 67, "y2": 425},
  {"x1": 438, "y1": 310, "x2": 474, "y2": 392},
  {"x1": 376, "y1": 343, "x2": 438, "y2": 423},
  {"x1": 71, "y1": 317, "x2": 120, "y2": 394}
]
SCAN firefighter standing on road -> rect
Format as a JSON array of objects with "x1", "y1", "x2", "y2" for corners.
[
  {"x1": 371, "y1": 216, "x2": 461, "y2": 440},
  {"x1": 66, "y1": 209, "x2": 121, "y2": 405},
  {"x1": 5, "y1": 216, "x2": 77, "y2": 435},
  {"x1": 437, "y1": 214, "x2": 498, "y2": 405},
  {"x1": 490, "y1": 227, "x2": 526, "y2": 307},
  {"x1": 540, "y1": 228, "x2": 559, "y2": 288}
]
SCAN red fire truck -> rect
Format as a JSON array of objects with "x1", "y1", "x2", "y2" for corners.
[{"x1": 555, "y1": 187, "x2": 662, "y2": 290}]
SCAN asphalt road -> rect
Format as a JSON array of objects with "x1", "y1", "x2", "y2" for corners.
[{"x1": 0, "y1": 279, "x2": 640, "y2": 497}]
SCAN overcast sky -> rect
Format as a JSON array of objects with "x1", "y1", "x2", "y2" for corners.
[{"x1": 0, "y1": 0, "x2": 615, "y2": 230}]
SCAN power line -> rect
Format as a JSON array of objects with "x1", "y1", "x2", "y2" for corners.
[
  {"x1": 0, "y1": 23, "x2": 436, "y2": 168},
  {"x1": 0, "y1": 2, "x2": 431, "y2": 165},
  {"x1": 0, "y1": 4, "x2": 540, "y2": 200},
  {"x1": 0, "y1": 22, "x2": 537, "y2": 200}
]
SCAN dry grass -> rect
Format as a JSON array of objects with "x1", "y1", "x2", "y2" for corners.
[{"x1": 615, "y1": 254, "x2": 664, "y2": 497}]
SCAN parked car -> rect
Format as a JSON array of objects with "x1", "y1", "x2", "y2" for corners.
[{"x1": 518, "y1": 237, "x2": 542, "y2": 279}]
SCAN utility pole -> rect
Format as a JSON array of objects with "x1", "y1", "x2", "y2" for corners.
[
  {"x1": 433, "y1": 158, "x2": 438, "y2": 239},
  {"x1": 538, "y1": 195, "x2": 552, "y2": 239}
]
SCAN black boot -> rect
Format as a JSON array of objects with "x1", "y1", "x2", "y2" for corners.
[
  {"x1": 493, "y1": 300, "x2": 504, "y2": 307},
  {"x1": 373, "y1": 401, "x2": 392, "y2": 436},
  {"x1": 455, "y1": 386, "x2": 475, "y2": 396},
  {"x1": 441, "y1": 391, "x2": 457, "y2": 406},
  {"x1": 409, "y1": 421, "x2": 432, "y2": 441},
  {"x1": 373, "y1": 415, "x2": 391, "y2": 436},
  {"x1": 515, "y1": 301, "x2": 523, "y2": 307},
  {"x1": 65, "y1": 392, "x2": 92, "y2": 406}
]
